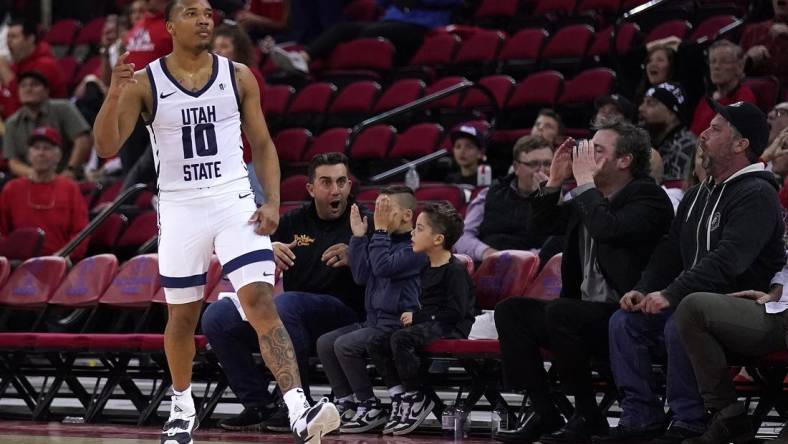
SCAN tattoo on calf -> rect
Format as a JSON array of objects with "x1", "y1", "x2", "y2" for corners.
[{"x1": 258, "y1": 323, "x2": 301, "y2": 392}]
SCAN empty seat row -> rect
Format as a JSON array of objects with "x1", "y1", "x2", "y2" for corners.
[{"x1": 266, "y1": 68, "x2": 616, "y2": 135}]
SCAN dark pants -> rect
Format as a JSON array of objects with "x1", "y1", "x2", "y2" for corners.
[
  {"x1": 306, "y1": 20, "x2": 429, "y2": 66},
  {"x1": 367, "y1": 321, "x2": 457, "y2": 392},
  {"x1": 608, "y1": 309, "x2": 706, "y2": 432},
  {"x1": 675, "y1": 292, "x2": 788, "y2": 410},
  {"x1": 316, "y1": 322, "x2": 394, "y2": 401},
  {"x1": 201, "y1": 292, "x2": 357, "y2": 404},
  {"x1": 495, "y1": 297, "x2": 617, "y2": 416}
]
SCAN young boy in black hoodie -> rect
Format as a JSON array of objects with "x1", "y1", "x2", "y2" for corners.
[{"x1": 368, "y1": 202, "x2": 476, "y2": 436}]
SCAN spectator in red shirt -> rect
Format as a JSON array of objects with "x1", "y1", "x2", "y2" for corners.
[
  {"x1": 0, "y1": 127, "x2": 89, "y2": 260},
  {"x1": 123, "y1": 0, "x2": 172, "y2": 70},
  {"x1": 690, "y1": 40, "x2": 756, "y2": 136},
  {"x1": 0, "y1": 19, "x2": 67, "y2": 118},
  {"x1": 741, "y1": 0, "x2": 788, "y2": 88}
]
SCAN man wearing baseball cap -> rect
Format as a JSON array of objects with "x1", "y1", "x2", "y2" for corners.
[
  {"x1": 638, "y1": 82, "x2": 697, "y2": 184},
  {"x1": 3, "y1": 70, "x2": 91, "y2": 180},
  {"x1": 603, "y1": 100, "x2": 784, "y2": 444},
  {"x1": 594, "y1": 94, "x2": 635, "y2": 124},
  {"x1": 0, "y1": 126, "x2": 90, "y2": 260},
  {"x1": 664, "y1": 100, "x2": 787, "y2": 444},
  {"x1": 446, "y1": 121, "x2": 488, "y2": 186}
]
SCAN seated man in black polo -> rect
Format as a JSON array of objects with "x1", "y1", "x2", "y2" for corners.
[
  {"x1": 201, "y1": 153, "x2": 369, "y2": 431},
  {"x1": 494, "y1": 119, "x2": 674, "y2": 444}
]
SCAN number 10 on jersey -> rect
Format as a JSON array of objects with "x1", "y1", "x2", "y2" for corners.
[{"x1": 182, "y1": 123, "x2": 218, "y2": 159}]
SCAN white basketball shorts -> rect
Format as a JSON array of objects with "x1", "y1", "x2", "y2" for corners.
[{"x1": 157, "y1": 178, "x2": 275, "y2": 305}]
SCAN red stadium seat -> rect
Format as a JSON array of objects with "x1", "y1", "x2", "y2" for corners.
[
  {"x1": 501, "y1": 70, "x2": 564, "y2": 128},
  {"x1": 689, "y1": 15, "x2": 738, "y2": 43},
  {"x1": 44, "y1": 19, "x2": 79, "y2": 48},
  {"x1": 424, "y1": 76, "x2": 469, "y2": 109},
  {"x1": 74, "y1": 16, "x2": 105, "y2": 46},
  {"x1": 324, "y1": 38, "x2": 395, "y2": 79},
  {"x1": 92, "y1": 180, "x2": 123, "y2": 211},
  {"x1": 99, "y1": 254, "x2": 160, "y2": 308},
  {"x1": 499, "y1": 28, "x2": 548, "y2": 77},
  {"x1": 389, "y1": 123, "x2": 443, "y2": 159},
  {"x1": 559, "y1": 67, "x2": 616, "y2": 104},
  {"x1": 356, "y1": 188, "x2": 380, "y2": 202},
  {"x1": 326, "y1": 81, "x2": 381, "y2": 126},
  {"x1": 414, "y1": 184, "x2": 466, "y2": 212},
  {"x1": 71, "y1": 55, "x2": 102, "y2": 89},
  {"x1": 460, "y1": 75, "x2": 515, "y2": 111},
  {"x1": 645, "y1": 19, "x2": 691, "y2": 43},
  {"x1": 0, "y1": 227, "x2": 45, "y2": 262},
  {"x1": 372, "y1": 78, "x2": 425, "y2": 114},
  {"x1": 742, "y1": 76, "x2": 780, "y2": 113},
  {"x1": 408, "y1": 33, "x2": 460, "y2": 68},
  {"x1": 280, "y1": 175, "x2": 310, "y2": 201},
  {"x1": 274, "y1": 128, "x2": 312, "y2": 163},
  {"x1": 304, "y1": 127, "x2": 351, "y2": 159},
  {"x1": 589, "y1": 23, "x2": 640, "y2": 59},
  {"x1": 114, "y1": 211, "x2": 158, "y2": 249},
  {"x1": 57, "y1": 56, "x2": 79, "y2": 89},
  {"x1": 89, "y1": 213, "x2": 128, "y2": 253},
  {"x1": 450, "y1": 29, "x2": 505, "y2": 78},
  {"x1": 286, "y1": 82, "x2": 338, "y2": 131},
  {"x1": 541, "y1": 24, "x2": 594, "y2": 74},
  {"x1": 523, "y1": 253, "x2": 563, "y2": 301},
  {"x1": 0, "y1": 256, "x2": 68, "y2": 308},
  {"x1": 48, "y1": 254, "x2": 119, "y2": 308},
  {"x1": 473, "y1": 250, "x2": 540, "y2": 309},
  {"x1": 558, "y1": 67, "x2": 616, "y2": 127},
  {"x1": 349, "y1": 124, "x2": 396, "y2": 159},
  {"x1": 263, "y1": 84, "x2": 295, "y2": 121}
]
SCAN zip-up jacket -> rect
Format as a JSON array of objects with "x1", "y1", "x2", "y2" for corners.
[
  {"x1": 349, "y1": 231, "x2": 427, "y2": 327},
  {"x1": 635, "y1": 163, "x2": 786, "y2": 306}
]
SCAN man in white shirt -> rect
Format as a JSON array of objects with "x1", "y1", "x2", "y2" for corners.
[{"x1": 673, "y1": 264, "x2": 788, "y2": 444}]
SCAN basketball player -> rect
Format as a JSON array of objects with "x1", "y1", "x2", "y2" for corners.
[{"x1": 92, "y1": 1, "x2": 340, "y2": 443}]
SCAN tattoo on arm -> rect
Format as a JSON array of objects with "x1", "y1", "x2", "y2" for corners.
[{"x1": 258, "y1": 323, "x2": 301, "y2": 393}]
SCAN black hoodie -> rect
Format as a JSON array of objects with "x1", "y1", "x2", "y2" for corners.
[{"x1": 635, "y1": 163, "x2": 786, "y2": 306}]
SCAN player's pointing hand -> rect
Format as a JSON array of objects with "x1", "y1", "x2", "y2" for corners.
[{"x1": 108, "y1": 52, "x2": 137, "y2": 98}]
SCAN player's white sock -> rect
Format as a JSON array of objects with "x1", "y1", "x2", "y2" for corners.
[
  {"x1": 284, "y1": 387, "x2": 310, "y2": 427},
  {"x1": 171, "y1": 385, "x2": 195, "y2": 416}
]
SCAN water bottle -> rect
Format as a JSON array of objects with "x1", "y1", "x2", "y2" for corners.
[
  {"x1": 405, "y1": 166, "x2": 420, "y2": 191},
  {"x1": 477, "y1": 164, "x2": 492, "y2": 187},
  {"x1": 490, "y1": 402, "x2": 508, "y2": 436},
  {"x1": 441, "y1": 402, "x2": 456, "y2": 436},
  {"x1": 454, "y1": 401, "x2": 469, "y2": 440}
]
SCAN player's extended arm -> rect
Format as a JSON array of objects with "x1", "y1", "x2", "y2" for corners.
[
  {"x1": 93, "y1": 52, "x2": 146, "y2": 158},
  {"x1": 237, "y1": 62, "x2": 280, "y2": 207}
]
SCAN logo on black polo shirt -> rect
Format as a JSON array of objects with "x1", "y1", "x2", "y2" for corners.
[
  {"x1": 294, "y1": 234, "x2": 315, "y2": 246},
  {"x1": 709, "y1": 212, "x2": 721, "y2": 232}
]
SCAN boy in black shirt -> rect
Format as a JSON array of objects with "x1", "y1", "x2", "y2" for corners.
[{"x1": 368, "y1": 202, "x2": 476, "y2": 436}]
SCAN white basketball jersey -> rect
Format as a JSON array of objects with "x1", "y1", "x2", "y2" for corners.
[{"x1": 145, "y1": 54, "x2": 247, "y2": 192}]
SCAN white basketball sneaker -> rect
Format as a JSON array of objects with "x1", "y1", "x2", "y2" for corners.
[
  {"x1": 291, "y1": 397, "x2": 341, "y2": 444},
  {"x1": 161, "y1": 396, "x2": 199, "y2": 444}
]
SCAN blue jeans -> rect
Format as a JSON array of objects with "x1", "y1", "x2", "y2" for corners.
[
  {"x1": 201, "y1": 292, "x2": 357, "y2": 404},
  {"x1": 608, "y1": 309, "x2": 706, "y2": 433}
]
